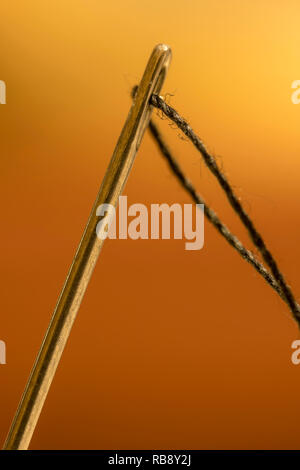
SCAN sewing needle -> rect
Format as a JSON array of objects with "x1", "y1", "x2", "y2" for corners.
[{"x1": 3, "y1": 43, "x2": 172, "y2": 450}]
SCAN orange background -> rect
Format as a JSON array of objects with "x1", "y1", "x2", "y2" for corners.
[{"x1": 1, "y1": 0, "x2": 300, "y2": 449}]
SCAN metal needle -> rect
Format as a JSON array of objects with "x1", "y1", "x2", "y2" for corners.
[{"x1": 3, "y1": 44, "x2": 172, "y2": 450}]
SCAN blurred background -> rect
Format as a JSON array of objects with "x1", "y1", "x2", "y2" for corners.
[{"x1": 1, "y1": 0, "x2": 300, "y2": 449}]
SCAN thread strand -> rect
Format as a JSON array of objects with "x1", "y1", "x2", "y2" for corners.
[
  {"x1": 150, "y1": 94, "x2": 300, "y2": 324},
  {"x1": 148, "y1": 120, "x2": 286, "y2": 300}
]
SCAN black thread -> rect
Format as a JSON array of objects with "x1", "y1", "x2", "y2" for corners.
[
  {"x1": 149, "y1": 120, "x2": 287, "y2": 301},
  {"x1": 149, "y1": 93, "x2": 300, "y2": 324}
]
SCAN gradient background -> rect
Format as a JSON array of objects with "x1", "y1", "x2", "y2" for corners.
[{"x1": 1, "y1": 0, "x2": 300, "y2": 450}]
